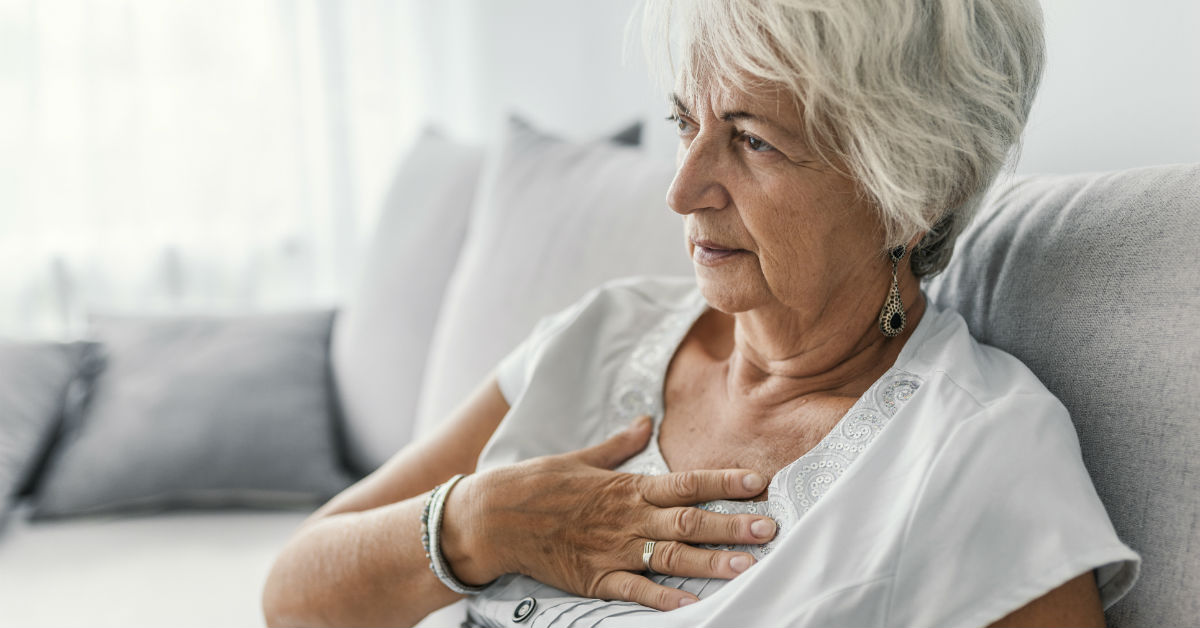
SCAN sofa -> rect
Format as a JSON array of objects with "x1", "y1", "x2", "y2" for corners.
[{"x1": 0, "y1": 114, "x2": 1196, "y2": 627}]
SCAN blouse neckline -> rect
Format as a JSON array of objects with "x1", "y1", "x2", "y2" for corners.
[{"x1": 610, "y1": 287, "x2": 928, "y2": 558}]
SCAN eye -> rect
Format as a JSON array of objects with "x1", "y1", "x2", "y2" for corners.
[
  {"x1": 742, "y1": 133, "x2": 774, "y2": 153},
  {"x1": 665, "y1": 114, "x2": 694, "y2": 136}
]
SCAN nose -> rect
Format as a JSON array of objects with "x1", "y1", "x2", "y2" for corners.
[{"x1": 666, "y1": 133, "x2": 730, "y2": 216}]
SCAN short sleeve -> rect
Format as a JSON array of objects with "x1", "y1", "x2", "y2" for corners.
[
  {"x1": 887, "y1": 392, "x2": 1140, "y2": 628},
  {"x1": 494, "y1": 296, "x2": 592, "y2": 405}
]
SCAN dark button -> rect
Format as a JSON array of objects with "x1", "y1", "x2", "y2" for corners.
[{"x1": 512, "y1": 596, "x2": 537, "y2": 623}]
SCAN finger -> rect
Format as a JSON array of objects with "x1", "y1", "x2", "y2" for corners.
[
  {"x1": 594, "y1": 571, "x2": 698, "y2": 612},
  {"x1": 571, "y1": 416, "x2": 653, "y2": 469},
  {"x1": 646, "y1": 507, "x2": 777, "y2": 546},
  {"x1": 640, "y1": 469, "x2": 768, "y2": 506},
  {"x1": 642, "y1": 541, "x2": 756, "y2": 580}
]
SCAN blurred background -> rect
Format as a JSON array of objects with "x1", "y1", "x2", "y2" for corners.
[{"x1": 2, "y1": 0, "x2": 1198, "y2": 342}]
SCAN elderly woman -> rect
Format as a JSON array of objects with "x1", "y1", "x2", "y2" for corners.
[{"x1": 263, "y1": 0, "x2": 1139, "y2": 626}]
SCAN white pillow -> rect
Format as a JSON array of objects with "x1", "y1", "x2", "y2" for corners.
[
  {"x1": 414, "y1": 116, "x2": 693, "y2": 437},
  {"x1": 332, "y1": 127, "x2": 484, "y2": 474}
]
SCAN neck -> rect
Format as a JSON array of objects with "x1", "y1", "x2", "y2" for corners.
[{"x1": 722, "y1": 280, "x2": 926, "y2": 409}]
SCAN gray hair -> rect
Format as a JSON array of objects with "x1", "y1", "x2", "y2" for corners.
[{"x1": 640, "y1": 0, "x2": 1045, "y2": 277}]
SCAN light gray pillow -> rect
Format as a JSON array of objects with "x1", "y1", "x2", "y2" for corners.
[
  {"x1": 0, "y1": 342, "x2": 81, "y2": 524},
  {"x1": 332, "y1": 126, "x2": 485, "y2": 476},
  {"x1": 925, "y1": 163, "x2": 1200, "y2": 627},
  {"x1": 334, "y1": 120, "x2": 644, "y2": 475},
  {"x1": 32, "y1": 310, "x2": 353, "y2": 518}
]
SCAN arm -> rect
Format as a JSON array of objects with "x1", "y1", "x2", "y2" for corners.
[
  {"x1": 987, "y1": 570, "x2": 1105, "y2": 628},
  {"x1": 261, "y1": 376, "x2": 510, "y2": 627}
]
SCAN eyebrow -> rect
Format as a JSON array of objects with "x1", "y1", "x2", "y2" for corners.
[{"x1": 670, "y1": 93, "x2": 691, "y2": 117}]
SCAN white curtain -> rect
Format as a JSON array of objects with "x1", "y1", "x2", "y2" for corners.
[{"x1": 0, "y1": 0, "x2": 424, "y2": 340}]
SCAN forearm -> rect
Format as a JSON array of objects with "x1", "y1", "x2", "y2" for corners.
[{"x1": 262, "y1": 493, "x2": 462, "y2": 628}]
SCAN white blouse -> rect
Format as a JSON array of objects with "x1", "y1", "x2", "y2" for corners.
[{"x1": 463, "y1": 276, "x2": 1138, "y2": 628}]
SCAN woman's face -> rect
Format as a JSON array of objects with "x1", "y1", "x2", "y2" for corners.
[{"x1": 667, "y1": 82, "x2": 887, "y2": 319}]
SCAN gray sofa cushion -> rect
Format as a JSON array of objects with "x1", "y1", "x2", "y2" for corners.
[
  {"x1": 32, "y1": 310, "x2": 353, "y2": 518},
  {"x1": 925, "y1": 163, "x2": 1200, "y2": 627},
  {"x1": 0, "y1": 342, "x2": 81, "y2": 524}
]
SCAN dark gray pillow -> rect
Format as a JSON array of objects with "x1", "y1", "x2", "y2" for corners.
[
  {"x1": 926, "y1": 163, "x2": 1200, "y2": 627},
  {"x1": 609, "y1": 121, "x2": 643, "y2": 147},
  {"x1": 32, "y1": 310, "x2": 353, "y2": 518},
  {"x1": 0, "y1": 342, "x2": 81, "y2": 524}
]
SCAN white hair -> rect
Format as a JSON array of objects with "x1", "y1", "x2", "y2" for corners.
[{"x1": 639, "y1": 0, "x2": 1045, "y2": 277}]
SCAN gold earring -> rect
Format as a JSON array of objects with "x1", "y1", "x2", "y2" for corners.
[{"x1": 878, "y1": 245, "x2": 906, "y2": 337}]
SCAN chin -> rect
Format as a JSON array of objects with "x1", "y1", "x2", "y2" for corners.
[{"x1": 693, "y1": 268, "x2": 768, "y2": 314}]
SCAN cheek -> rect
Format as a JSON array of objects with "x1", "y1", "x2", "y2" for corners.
[
  {"x1": 754, "y1": 230, "x2": 817, "y2": 297},
  {"x1": 740, "y1": 219, "x2": 805, "y2": 302},
  {"x1": 742, "y1": 188, "x2": 818, "y2": 265},
  {"x1": 739, "y1": 188, "x2": 853, "y2": 304}
]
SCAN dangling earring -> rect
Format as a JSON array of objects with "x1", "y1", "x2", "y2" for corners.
[{"x1": 878, "y1": 245, "x2": 906, "y2": 338}]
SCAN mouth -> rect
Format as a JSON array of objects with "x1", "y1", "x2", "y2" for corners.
[{"x1": 690, "y1": 238, "x2": 749, "y2": 266}]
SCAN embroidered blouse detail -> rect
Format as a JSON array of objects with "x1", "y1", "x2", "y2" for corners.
[{"x1": 608, "y1": 291, "x2": 924, "y2": 561}]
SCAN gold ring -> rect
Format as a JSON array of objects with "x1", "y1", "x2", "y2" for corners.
[{"x1": 642, "y1": 540, "x2": 656, "y2": 573}]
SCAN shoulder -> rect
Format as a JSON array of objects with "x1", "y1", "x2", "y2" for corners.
[
  {"x1": 901, "y1": 298, "x2": 1069, "y2": 423},
  {"x1": 888, "y1": 302, "x2": 1140, "y2": 627},
  {"x1": 485, "y1": 276, "x2": 701, "y2": 465},
  {"x1": 494, "y1": 275, "x2": 698, "y2": 404},
  {"x1": 893, "y1": 298, "x2": 1087, "y2": 492}
]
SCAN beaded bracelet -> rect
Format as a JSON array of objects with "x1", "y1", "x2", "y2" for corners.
[{"x1": 420, "y1": 473, "x2": 490, "y2": 595}]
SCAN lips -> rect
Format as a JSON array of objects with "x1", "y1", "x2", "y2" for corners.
[
  {"x1": 690, "y1": 238, "x2": 748, "y2": 266},
  {"x1": 691, "y1": 238, "x2": 741, "y2": 252}
]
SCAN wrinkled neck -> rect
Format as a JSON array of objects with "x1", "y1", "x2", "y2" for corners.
[{"x1": 720, "y1": 284, "x2": 926, "y2": 411}]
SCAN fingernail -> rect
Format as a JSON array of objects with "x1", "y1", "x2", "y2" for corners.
[
  {"x1": 729, "y1": 554, "x2": 753, "y2": 573},
  {"x1": 678, "y1": 597, "x2": 698, "y2": 608},
  {"x1": 742, "y1": 473, "x2": 765, "y2": 491},
  {"x1": 750, "y1": 518, "x2": 776, "y2": 539},
  {"x1": 629, "y1": 415, "x2": 650, "y2": 431}
]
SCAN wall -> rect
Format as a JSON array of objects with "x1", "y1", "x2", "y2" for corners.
[
  {"x1": 1017, "y1": 0, "x2": 1200, "y2": 174},
  {"x1": 414, "y1": 0, "x2": 1200, "y2": 173},
  {"x1": 413, "y1": 0, "x2": 662, "y2": 146}
]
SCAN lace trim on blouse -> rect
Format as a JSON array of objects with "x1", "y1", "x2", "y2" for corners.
[{"x1": 608, "y1": 289, "x2": 924, "y2": 561}]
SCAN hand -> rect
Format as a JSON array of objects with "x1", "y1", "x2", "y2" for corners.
[{"x1": 440, "y1": 416, "x2": 777, "y2": 611}]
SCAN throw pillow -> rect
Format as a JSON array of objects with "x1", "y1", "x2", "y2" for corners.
[
  {"x1": 32, "y1": 310, "x2": 353, "y2": 518},
  {"x1": 413, "y1": 116, "x2": 692, "y2": 438},
  {"x1": 0, "y1": 342, "x2": 81, "y2": 524}
]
